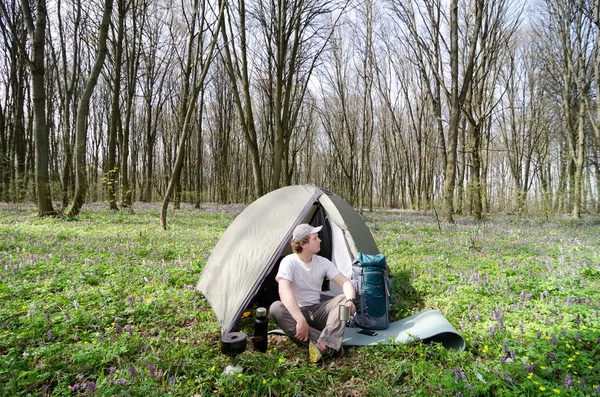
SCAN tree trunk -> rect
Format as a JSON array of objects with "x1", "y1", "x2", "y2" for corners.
[
  {"x1": 105, "y1": 0, "x2": 126, "y2": 211},
  {"x1": 470, "y1": 123, "x2": 483, "y2": 220},
  {"x1": 66, "y1": 0, "x2": 114, "y2": 216},
  {"x1": 220, "y1": 0, "x2": 264, "y2": 199},
  {"x1": 19, "y1": 0, "x2": 56, "y2": 216},
  {"x1": 572, "y1": 102, "x2": 585, "y2": 218}
]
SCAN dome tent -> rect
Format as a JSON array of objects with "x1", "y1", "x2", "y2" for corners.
[{"x1": 196, "y1": 184, "x2": 380, "y2": 334}]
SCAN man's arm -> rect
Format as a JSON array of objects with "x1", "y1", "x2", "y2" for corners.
[
  {"x1": 332, "y1": 273, "x2": 356, "y2": 315},
  {"x1": 278, "y1": 278, "x2": 310, "y2": 341}
]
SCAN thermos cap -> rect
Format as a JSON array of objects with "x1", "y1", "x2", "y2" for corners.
[{"x1": 256, "y1": 307, "x2": 267, "y2": 317}]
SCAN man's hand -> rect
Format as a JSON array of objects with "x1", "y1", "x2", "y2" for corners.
[
  {"x1": 295, "y1": 317, "x2": 310, "y2": 342},
  {"x1": 344, "y1": 300, "x2": 356, "y2": 316}
]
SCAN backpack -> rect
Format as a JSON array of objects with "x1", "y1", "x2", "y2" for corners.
[{"x1": 350, "y1": 252, "x2": 392, "y2": 330}]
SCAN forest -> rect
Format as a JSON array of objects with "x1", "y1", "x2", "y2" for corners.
[{"x1": 0, "y1": 0, "x2": 599, "y2": 222}]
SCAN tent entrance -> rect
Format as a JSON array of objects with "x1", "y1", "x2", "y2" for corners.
[{"x1": 252, "y1": 202, "x2": 347, "y2": 308}]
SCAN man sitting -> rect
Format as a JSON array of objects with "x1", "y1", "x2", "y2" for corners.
[{"x1": 269, "y1": 224, "x2": 356, "y2": 362}]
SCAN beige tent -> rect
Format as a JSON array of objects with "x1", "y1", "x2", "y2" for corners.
[{"x1": 196, "y1": 185, "x2": 379, "y2": 334}]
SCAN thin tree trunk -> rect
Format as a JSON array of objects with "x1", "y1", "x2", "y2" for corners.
[
  {"x1": 66, "y1": 0, "x2": 114, "y2": 216},
  {"x1": 160, "y1": 0, "x2": 224, "y2": 229},
  {"x1": 105, "y1": 0, "x2": 126, "y2": 211}
]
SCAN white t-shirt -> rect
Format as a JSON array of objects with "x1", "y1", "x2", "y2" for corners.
[{"x1": 276, "y1": 253, "x2": 340, "y2": 307}]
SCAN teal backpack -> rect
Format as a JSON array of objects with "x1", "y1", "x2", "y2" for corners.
[{"x1": 350, "y1": 252, "x2": 392, "y2": 330}]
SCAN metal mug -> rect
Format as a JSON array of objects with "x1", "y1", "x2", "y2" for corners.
[{"x1": 339, "y1": 304, "x2": 350, "y2": 321}]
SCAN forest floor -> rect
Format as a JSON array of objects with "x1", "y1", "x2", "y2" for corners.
[{"x1": 0, "y1": 202, "x2": 599, "y2": 396}]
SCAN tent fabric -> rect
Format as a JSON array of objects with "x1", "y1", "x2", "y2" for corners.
[{"x1": 196, "y1": 184, "x2": 380, "y2": 334}]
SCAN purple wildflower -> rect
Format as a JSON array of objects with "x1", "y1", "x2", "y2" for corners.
[
  {"x1": 65, "y1": 312, "x2": 71, "y2": 321},
  {"x1": 523, "y1": 363, "x2": 534, "y2": 372},
  {"x1": 87, "y1": 382, "x2": 97, "y2": 393},
  {"x1": 566, "y1": 295, "x2": 572, "y2": 306},
  {"x1": 503, "y1": 370, "x2": 513, "y2": 383},
  {"x1": 69, "y1": 384, "x2": 81, "y2": 392},
  {"x1": 115, "y1": 324, "x2": 123, "y2": 335},
  {"x1": 113, "y1": 378, "x2": 127, "y2": 385},
  {"x1": 519, "y1": 320, "x2": 524, "y2": 335},
  {"x1": 47, "y1": 329, "x2": 53, "y2": 340},
  {"x1": 125, "y1": 324, "x2": 132, "y2": 336},
  {"x1": 494, "y1": 307, "x2": 505, "y2": 331},
  {"x1": 147, "y1": 364, "x2": 155, "y2": 378},
  {"x1": 169, "y1": 376, "x2": 176, "y2": 388},
  {"x1": 128, "y1": 296, "x2": 135, "y2": 309},
  {"x1": 536, "y1": 331, "x2": 541, "y2": 339},
  {"x1": 129, "y1": 366, "x2": 136, "y2": 382},
  {"x1": 565, "y1": 374, "x2": 573, "y2": 388},
  {"x1": 454, "y1": 367, "x2": 467, "y2": 383},
  {"x1": 549, "y1": 334, "x2": 557, "y2": 345},
  {"x1": 109, "y1": 367, "x2": 117, "y2": 374},
  {"x1": 548, "y1": 352, "x2": 557, "y2": 361},
  {"x1": 45, "y1": 312, "x2": 51, "y2": 325},
  {"x1": 489, "y1": 326, "x2": 497, "y2": 339}
]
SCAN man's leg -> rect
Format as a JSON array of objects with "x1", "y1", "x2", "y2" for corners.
[
  {"x1": 308, "y1": 294, "x2": 347, "y2": 351},
  {"x1": 269, "y1": 301, "x2": 321, "y2": 343}
]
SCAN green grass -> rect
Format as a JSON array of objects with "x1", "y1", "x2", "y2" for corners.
[{"x1": 1, "y1": 203, "x2": 599, "y2": 396}]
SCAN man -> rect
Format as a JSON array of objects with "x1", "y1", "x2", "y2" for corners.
[{"x1": 269, "y1": 223, "x2": 356, "y2": 363}]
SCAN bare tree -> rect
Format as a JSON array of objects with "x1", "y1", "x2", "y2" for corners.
[
  {"x1": 65, "y1": 0, "x2": 114, "y2": 216},
  {"x1": 317, "y1": 28, "x2": 360, "y2": 203},
  {"x1": 159, "y1": 0, "x2": 224, "y2": 229},
  {"x1": 219, "y1": 0, "x2": 264, "y2": 198},
  {"x1": 0, "y1": 2, "x2": 28, "y2": 202},
  {"x1": 253, "y1": 0, "x2": 347, "y2": 190},
  {"x1": 389, "y1": 0, "x2": 484, "y2": 222},
  {"x1": 541, "y1": 0, "x2": 591, "y2": 219},
  {"x1": 104, "y1": 0, "x2": 130, "y2": 210},
  {"x1": 462, "y1": 0, "x2": 520, "y2": 219},
  {"x1": 499, "y1": 34, "x2": 550, "y2": 213},
  {"x1": 1, "y1": 0, "x2": 56, "y2": 215}
]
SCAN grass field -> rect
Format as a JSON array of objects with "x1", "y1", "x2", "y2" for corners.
[{"x1": 1, "y1": 203, "x2": 599, "y2": 396}]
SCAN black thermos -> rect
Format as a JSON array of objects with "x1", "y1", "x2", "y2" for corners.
[{"x1": 253, "y1": 307, "x2": 268, "y2": 352}]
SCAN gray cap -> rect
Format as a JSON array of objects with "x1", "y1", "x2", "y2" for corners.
[{"x1": 292, "y1": 224, "x2": 322, "y2": 241}]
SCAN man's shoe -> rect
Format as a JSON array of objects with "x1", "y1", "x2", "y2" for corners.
[{"x1": 308, "y1": 341, "x2": 335, "y2": 363}]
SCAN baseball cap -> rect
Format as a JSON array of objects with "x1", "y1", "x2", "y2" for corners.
[{"x1": 292, "y1": 224, "x2": 322, "y2": 241}]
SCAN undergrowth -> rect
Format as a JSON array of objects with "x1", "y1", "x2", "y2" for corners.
[{"x1": 0, "y1": 203, "x2": 599, "y2": 396}]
